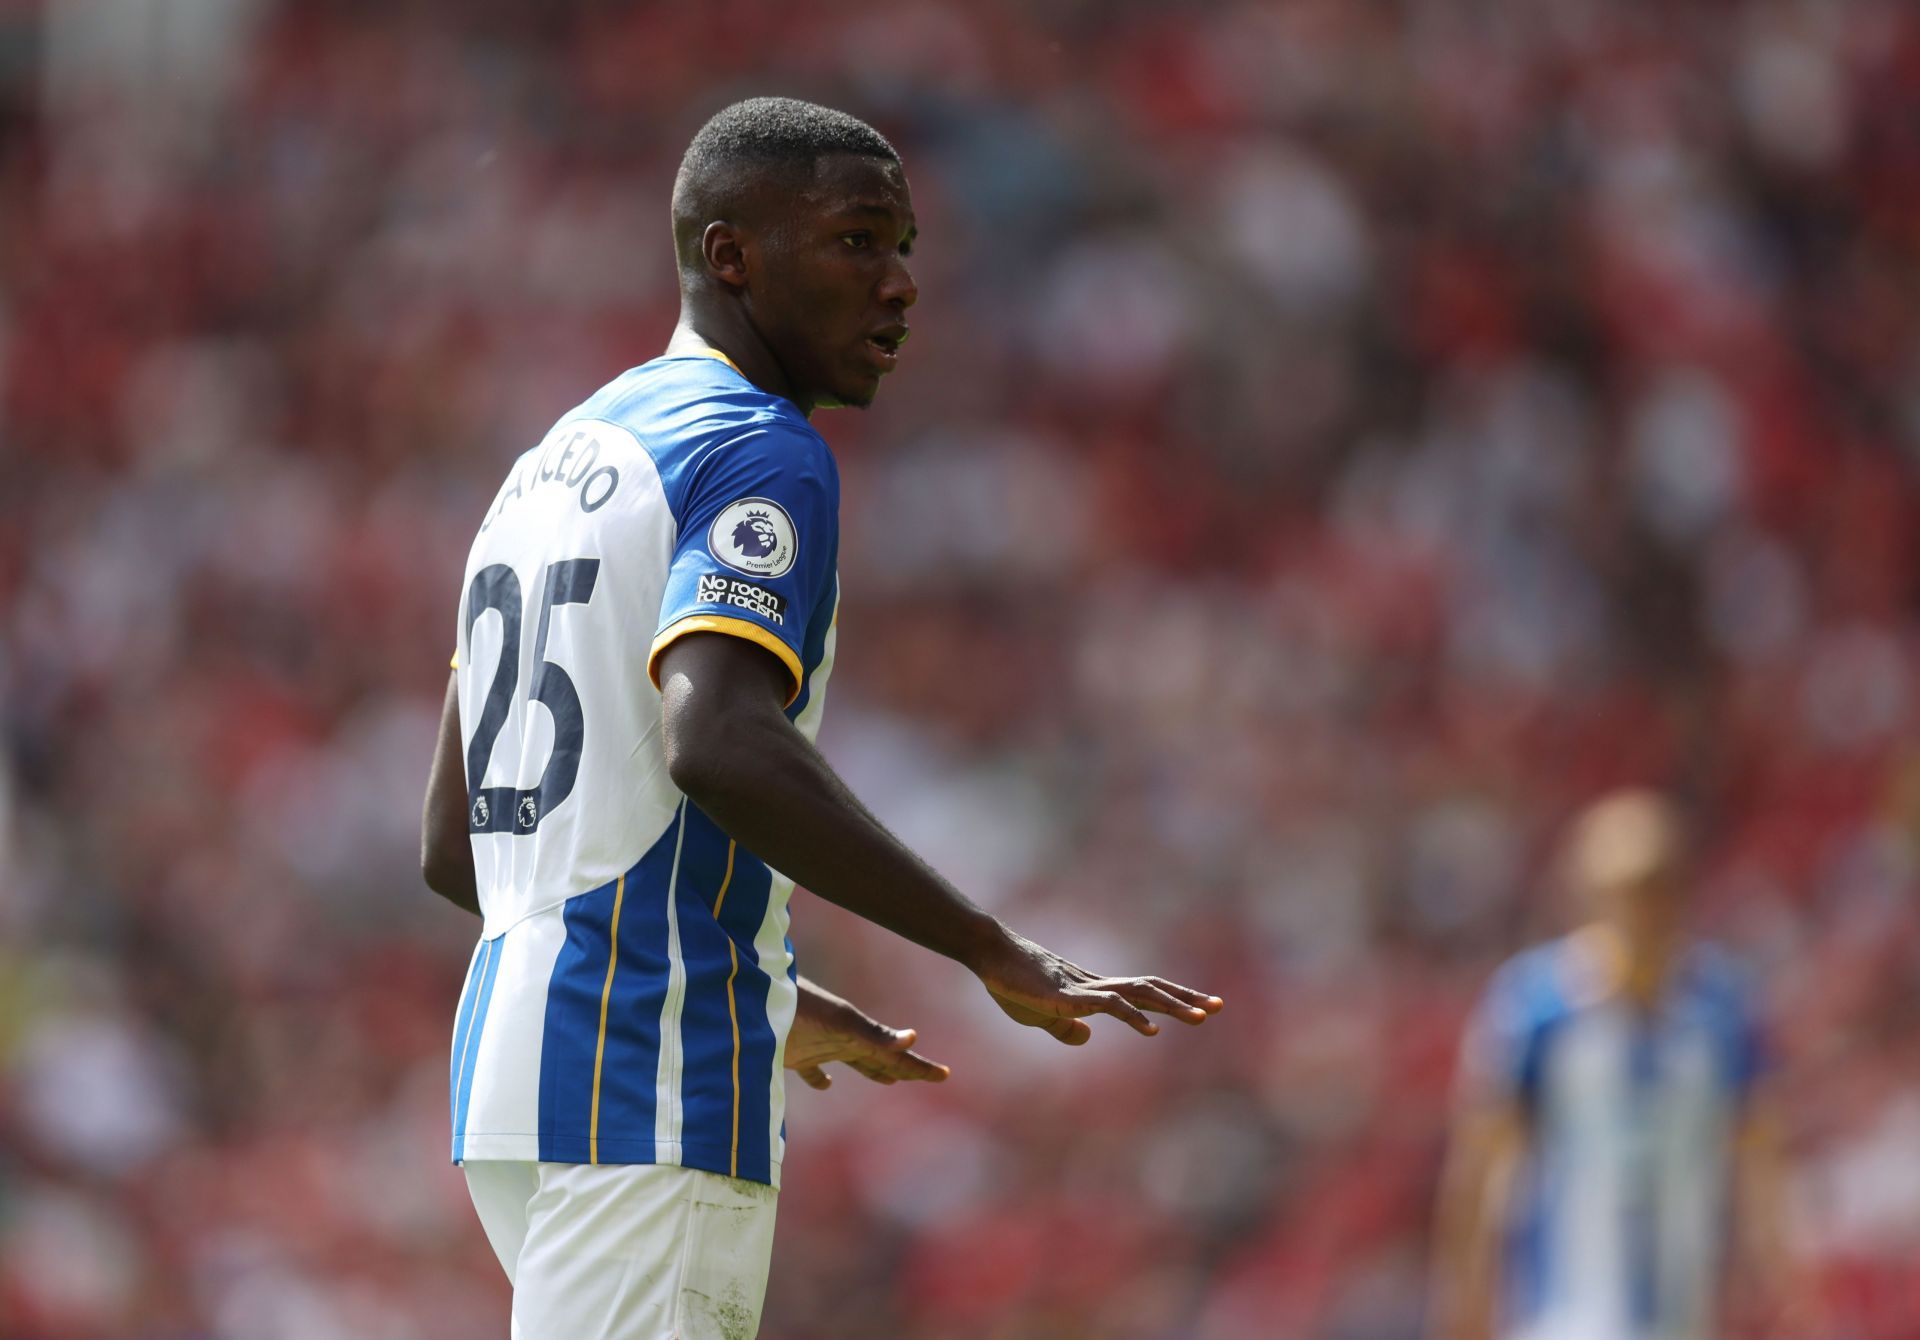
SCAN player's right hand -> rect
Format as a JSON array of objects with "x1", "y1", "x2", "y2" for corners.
[
  {"x1": 787, "y1": 981, "x2": 951, "y2": 1090},
  {"x1": 970, "y1": 927, "x2": 1223, "y2": 1045}
]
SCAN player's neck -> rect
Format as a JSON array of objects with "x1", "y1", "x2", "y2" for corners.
[
  {"x1": 666, "y1": 311, "x2": 812, "y2": 417},
  {"x1": 1576, "y1": 922, "x2": 1676, "y2": 1008}
]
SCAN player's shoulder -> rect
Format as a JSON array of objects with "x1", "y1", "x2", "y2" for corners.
[
  {"x1": 580, "y1": 356, "x2": 832, "y2": 478},
  {"x1": 1676, "y1": 939, "x2": 1759, "y2": 1019},
  {"x1": 1481, "y1": 936, "x2": 1582, "y2": 1028}
]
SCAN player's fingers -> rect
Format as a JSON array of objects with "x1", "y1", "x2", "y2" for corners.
[
  {"x1": 828, "y1": 1010, "x2": 892, "y2": 1047},
  {"x1": 852, "y1": 1046, "x2": 947, "y2": 1082},
  {"x1": 849, "y1": 1061, "x2": 899, "y2": 1085},
  {"x1": 1143, "y1": 978, "x2": 1225, "y2": 1013},
  {"x1": 876, "y1": 1047, "x2": 950, "y2": 1082},
  {"x1": 797, "y1": 1065, "x2": 832, "y2": 1091},
  {"x1": 1112, "y1": 979, "x2": 1212, "y2": 1023},
  {"x1": 879, "y1": 1026, "x2": 918, "y2": 1051},
  {"x1": 1081, "y1": 990, "x2": 1158, "y2": 1037},
  {"x1": 1044, "y1": 1016, "x2": 1093, "y2": 1046}
]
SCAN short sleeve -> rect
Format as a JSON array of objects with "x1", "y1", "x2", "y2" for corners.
[
  {"x1": 1730, "y1": 1007, "x2": 1768, "y2": 1099},
  {"x1": 1712, "y1": 961, "x2": 1769, "y2": 1100},
  {"x1": 1456, "y1": 958, "x2": 1556, "y2": 1114},
  {"x1": 648, "y1": 426, "x2": 838, "y2": 707},
  {"x1": 1459, "y1": 991, "x2": 1526, "y2": 1108}
]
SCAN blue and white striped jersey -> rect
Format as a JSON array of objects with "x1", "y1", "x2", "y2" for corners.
[
  {"x1": 1462, "y1": 935, "x2": 1764, "y2": 1340},
  {"x1": 447, "y1": 352, "x2": 839, "y2": 1187}
]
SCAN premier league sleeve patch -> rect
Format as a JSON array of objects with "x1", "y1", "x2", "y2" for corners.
[
  {"x1": 652, "y1": 432, "x2": 837, "y2": 706},
  {"x1": 709, "y1": 497, "x2": 798, "y2": 578}
]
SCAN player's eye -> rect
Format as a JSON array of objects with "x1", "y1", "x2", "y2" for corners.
[
  {"x1": 842, "y1": 232, "x2": 871, "y2": 250},
  {"x1": 899, "y1": 238, "x2": 914, "y2": 258}
]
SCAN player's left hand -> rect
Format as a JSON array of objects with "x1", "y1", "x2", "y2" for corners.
[
  {"x1": 970, "y1": 926, "x2": 1224, "y2": 1045},
  {"x1": 786, "y1": 980, "x2": 950, "y2": 1090}
]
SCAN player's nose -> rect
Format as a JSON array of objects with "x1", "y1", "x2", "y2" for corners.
[{"x1": 879, "y1": 257, "x2": 917, "y2": 310}]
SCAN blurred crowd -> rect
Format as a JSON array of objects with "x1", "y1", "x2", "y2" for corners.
[{"x1": 4, "y1": 1, "x2": 1920, "y2": 1336}]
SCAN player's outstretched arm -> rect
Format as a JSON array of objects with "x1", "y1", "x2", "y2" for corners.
[
  {"x1": 787, "y1": 976, "x2": 950, "y2": 1089},
  {"x1": 421, "y1": 670, "x2": 481, "y2": 916},
  {"x1": 1732, "y1": 1102, "x2": 1825, "y2": 1334},
  {"x1": 657, "y1": 633, "x2": 1223, "y2": 1043},
  {"x1": 1428, "y1": 1099, "x2": 1524, "y2": 1340}
]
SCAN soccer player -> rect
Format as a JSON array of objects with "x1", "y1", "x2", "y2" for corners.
[
  {"x1": 1428, "y1": 791, "x2": 1808, "y2": 1340},
  {"x1": 418, "y1": 97, "x2": 1223, "y2": 1339}
]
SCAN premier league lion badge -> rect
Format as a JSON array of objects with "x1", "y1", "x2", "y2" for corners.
[{"x1": 709, "y1": 497, "x2": 798, "y2": 578}]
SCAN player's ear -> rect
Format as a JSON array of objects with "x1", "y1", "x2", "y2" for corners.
[{"x1": 701, "y1": 221, "x2": 749, "y2": 289}]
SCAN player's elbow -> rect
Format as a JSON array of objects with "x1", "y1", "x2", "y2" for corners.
[
  {"x1": 664, "y1": 730, "x2": 731, "y2": 805},
  {"x1": 420, "y1": 826, "x2": 471, "y2": 902},
  {"x1": 421, "y1": 849, "x2": 481, "y2": 918},
  {"x1": 663, "y1": 710, "x2": 769, "y2": 809}
]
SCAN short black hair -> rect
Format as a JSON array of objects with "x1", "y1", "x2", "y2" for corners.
[{"x1": 672, "y1": 97, "x2": 900, "y2": 272}]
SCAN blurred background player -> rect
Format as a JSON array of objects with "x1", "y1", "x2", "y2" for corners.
[{"x1": 1429, "y1": 791, "x2": 1808, "y2": 1340}]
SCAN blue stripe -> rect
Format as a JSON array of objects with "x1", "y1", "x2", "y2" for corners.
[
  {"x1": 596, "y1": 817, "x2": 680, "y2": 1163},
  {"x1": 536, "y1": 812, "x2": 682, "y2": 1163},
  {"x1": 1520, "y1": 1151, "x2": 1561, "y2": 1324},
  {"x1": 1508, "y1": 948, "x2": 1570, "y2": 1113},
  {"x1": 451, "y1": 937, "x2": 502, "y2": 1163},
  {"x1": 1492, "y1": 945, "x2": 1574, "y2": 1327},
  {"x1": 538, "y1": 886, "x2": 615, "y2": 1162},
  {"x1": 1684, "y1": 946, "x2": 1764, "y2": 1095},
  {"x1": 728, "y1": 872, "x2": 781, "y2": 1182},
  {"x1": 447, "y1": 939, "x2": 487, "y2": 1152},
  {"x1": 675, "y1": 807, "x2": 779, "y2": 1181}
]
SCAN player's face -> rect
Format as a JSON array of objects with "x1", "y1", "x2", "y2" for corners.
[
  {"x1": 1596, "y1": 859, "x2": 1688, "y2": 946},
  {"x1": 753, "y1": 155, "x2": 918, "y2": 410}
]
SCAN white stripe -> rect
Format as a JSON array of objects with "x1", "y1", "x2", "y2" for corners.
[
  {"x1": 461, "y1": 906, "x2": 568, "y2": 1162},
  {"x1": 1546, "y1": 1012, "x2": 1630, "y2": 1334},
  {"x1": 755, "y1": 874, "x2": 799, "y2": 1184},
  {"x1": 654, "y1": 802, "x2": 690, "y2": 1162}
]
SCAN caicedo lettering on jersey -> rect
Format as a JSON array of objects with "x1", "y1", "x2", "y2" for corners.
[
  {"x1": 481, "y1": 428, "x2": 621, "y2": 531},
  {"x1": 696, "y1": 573, "x2": 787, "y2": 626}
]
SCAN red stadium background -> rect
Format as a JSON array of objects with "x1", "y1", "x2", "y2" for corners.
[{"x1": 2, "y1": 2, "x2": 1918, "y2": 1336}]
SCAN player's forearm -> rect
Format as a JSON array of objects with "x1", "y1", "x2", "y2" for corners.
[
  {"x1": 1430, "y1": 1194, "x2": 1499, "y2": 1340},
  {"x1": 669, "y1": 711, "x2": 1007, "y2": 969},
  {"x1": 1430, "y1": 1118, "x2": 1516, "y2": 1340},
  {"x1": 421, "y1": 821, "x2": 481, "y2": 916},
  {"x1": 422, "y1": 673, "x2": 481, "y2": 917},
  {"x1": 1734, "y1": 1115, "x2": 1813, "y2": 1323}
]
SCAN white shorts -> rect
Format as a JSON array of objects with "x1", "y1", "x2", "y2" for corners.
[{"x1": 463, "y1": 1160, "x2": 779, "y2": 1340}]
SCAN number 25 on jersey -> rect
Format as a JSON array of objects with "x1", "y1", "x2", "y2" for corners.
[{"x1": 464, "y1": 558, "x2": 599, "y2": 835}]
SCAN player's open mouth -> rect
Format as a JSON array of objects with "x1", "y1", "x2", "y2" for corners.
[{"x1": 864, "y1": 327, "x2": 906, "y2": 370}]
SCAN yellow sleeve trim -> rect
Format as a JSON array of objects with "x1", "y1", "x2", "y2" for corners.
[
  {"x1": 649, "y1": 614, "x2": 802, "y2": 707},
  {"x1": 450, "y1": 650, "x2": 460, "y2": 670}
]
